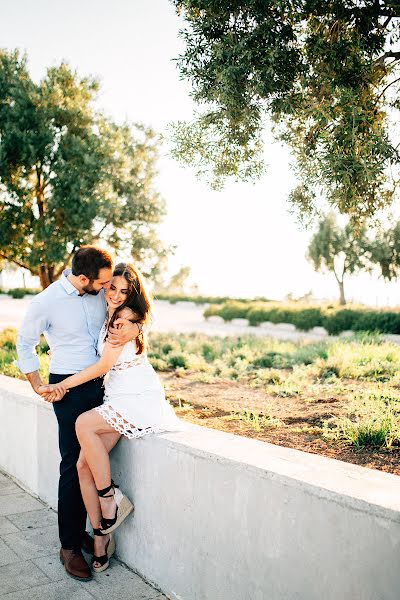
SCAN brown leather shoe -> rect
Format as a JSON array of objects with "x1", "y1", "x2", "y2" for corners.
[{"x1": 60, "y1": 547, "x2": 92, "y2": 581}]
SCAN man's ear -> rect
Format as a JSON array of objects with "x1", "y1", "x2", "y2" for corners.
[{"x1": 78, "y1": 274, "x2": 89, "y2": 286}]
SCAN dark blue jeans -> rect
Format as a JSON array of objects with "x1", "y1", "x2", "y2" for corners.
[{"x1": 50, "y1": 373, "x2": 104, "y2": 549}]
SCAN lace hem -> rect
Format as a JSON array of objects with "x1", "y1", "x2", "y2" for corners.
[
  {"x1": 110, "y1": 356, "x2": 146, "y2": 371},
  {"x1": 95, "y1": 403, "x2": 170, "y2": 440}
]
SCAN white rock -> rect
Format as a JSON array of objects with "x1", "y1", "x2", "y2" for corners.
[
  {"x1": 275, "y1": 323, "x2": 297, "y2": 332},
  {"x1": 231, "y1": 318, "x2": 250, "y2": 326},
  {"x1": 339, "y1": 330, "x2": 353, "y2": 338},
  {"x1": 206, "y1": 316, "x2": 225, "y2": 324},
  {"x1": 311, "y1": 326, "x2": 328, "y2": 336},
  {"x1": 384, "y1": 334, "x2": 400, "y2": 345}
]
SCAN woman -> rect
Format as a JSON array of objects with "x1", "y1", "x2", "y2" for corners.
[{"x1": 44, "y1": 262, "x2": 184, "y2": 572}]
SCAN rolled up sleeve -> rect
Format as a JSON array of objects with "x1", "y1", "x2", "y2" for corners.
[{"x1": 16, "y1": 300, "x2": 48, "y2": 374}]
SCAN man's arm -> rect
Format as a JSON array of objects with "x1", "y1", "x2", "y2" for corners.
[
  {"x1": 107, "y1": 320, "x2": 142, "y2": 346},
  {"x1": 16, "y1": 300, "x2": 51, "y2": 397}
]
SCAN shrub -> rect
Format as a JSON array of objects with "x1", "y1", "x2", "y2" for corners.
[
  {"x1": 9, "y1": 288, "x2": 26, "y2": 299},
  {"x1": 8, "y1": 287, "x2": 40, "y2": 299},
  {"x1": 0, "y1": 328, "x2": 17, "y2": 350},
  {"x1": 214, "y1": 301, "x2": 250, "y2": 321},
  {"x1": 204, "y1": 301, "x2": 400, "y2": 336},
  {"x1": 323, "y1": 407, "x2": 400, "y2": 449},
  {"x1": 252, "y1": 351, "x2": 292, "y2": 369},
  {"x1": 167, "y1": 353, "x2": 189, "y2": 369},
  {"x1": 156, "y1": 294, "x2": 271, "y2": 305}
]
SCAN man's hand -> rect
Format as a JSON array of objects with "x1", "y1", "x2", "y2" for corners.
[
  {"x1": 107, "y1": 318, "x2": 140, "y2": 347},
  {"x1": 26, "y1": 370, "x2": 53, "y2": 402},
  {"x1": 38, "y1": 383, "x2": 67, "y2": 403}
]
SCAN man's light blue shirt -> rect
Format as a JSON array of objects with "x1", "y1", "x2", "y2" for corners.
[{"x1": 17, "y1": 270, "x2": 107, "y2": 375}]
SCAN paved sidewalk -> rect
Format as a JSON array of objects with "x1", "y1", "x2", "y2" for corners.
[{"x1": 0, "y1": 471, "x2": 166, "y2": 599}]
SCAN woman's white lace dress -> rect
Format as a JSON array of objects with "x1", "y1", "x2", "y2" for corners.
[{"x1": 94, "y1": 321, "x2": 183, "y2": 439}]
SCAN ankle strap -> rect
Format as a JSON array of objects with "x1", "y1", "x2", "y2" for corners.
[
  {"x1": 93, "y1": 528, "x2": 106, "y2": 537},
  {"x1": 97, "y1": 479, "x2": 119, "y2": 498}
]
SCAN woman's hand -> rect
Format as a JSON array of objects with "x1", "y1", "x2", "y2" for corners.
[{"x1": 38, "y1": 383, "x2": 68, "y2": 403}]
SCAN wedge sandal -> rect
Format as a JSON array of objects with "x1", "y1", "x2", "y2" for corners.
[
  {"x1": 91, "y1": 529, "x2": 115, "y2": 573},
  {"x1": 97, "y1": 481, "x2": 134, "y2": 535}
]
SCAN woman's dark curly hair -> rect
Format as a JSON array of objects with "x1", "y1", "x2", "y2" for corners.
[{"x1": 107, "y1": 262, "x2": 152, "y2": 355}]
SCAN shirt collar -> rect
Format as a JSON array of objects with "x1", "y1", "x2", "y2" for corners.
[{"x1": 60, "y1": 269, "x2": 81, "y2": 296}]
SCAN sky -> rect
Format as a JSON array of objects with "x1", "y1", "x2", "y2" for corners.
[{"x1": 1, "y1": 0, "x2": 400, "y2": 306}]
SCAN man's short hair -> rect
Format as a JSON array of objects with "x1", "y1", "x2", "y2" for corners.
[{"x1": 71, "y1": 246, "x2": 113, "y2": 280}]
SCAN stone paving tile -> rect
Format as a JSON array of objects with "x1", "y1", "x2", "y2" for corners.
[
  {"x1": 33, "y1": 552, "x2": 76, "y2": 583},
  {"x1": 0, "y1": 517, "x2": 18, "y2": 535},
  {"x1": 82, "y1": 558, "x2": 164, "y2": 599},
  {"x1": 0, "y1": 580, "x2": 94, "y2": 599},
  {"x1": 0, "y1": 492, "x2": 43, "y2": 517},
  {"x1": 0, "y1": 480, "x2": 22, "y2": 497},
  {"x1": 7, "y1": 508, "x2": 58, "y2": 531},
  {"x1": 0, "y1": 473, "x2": 167, "y2": 600},
  {"x1": 0, "y1": 559, "x2": 51, "y2": 596},
  {"x1": 0, "y1": 537, "x2": 19, "y2": 567},
  {"x1": 1, "y1": 525, "x2": 59, "y2": 560},
  {"x1": 33, "y1": 554, "x2": 166, "y2": 599}
]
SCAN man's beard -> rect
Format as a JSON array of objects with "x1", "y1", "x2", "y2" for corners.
[{"x1": 82, "y1": 284, "x2": 100, "y2": 296}]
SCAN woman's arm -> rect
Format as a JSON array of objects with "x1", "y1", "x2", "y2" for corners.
[
  {"x1": 38, "y1": 342, "x2": 125, "y2": 399},
  {"x1": 61, "y1": 342, "x2": 124, "y2": 389}
]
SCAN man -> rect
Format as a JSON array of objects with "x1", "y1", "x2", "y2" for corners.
[{"x1": 17, "y1": 246, "x2": 140, "y2": 581}]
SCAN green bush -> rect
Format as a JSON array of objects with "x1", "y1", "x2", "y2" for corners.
[
  {"x1": 9, "y1": 288, "x2": 26, "y2": 299},
  {"x1": 155, "y1": 294, "x2": 271, "y2": 305},
  {"x1": 167, "y1": 353, "x2": 189, "y2": 369},
  {"x1": 252, "y1": 351, "x2": 293, "y2": 369},
  {"x1": 0, "y1": 328, "x2": 17, "y2": 350},
  {"x1": 8, "y1": 287, "x2": 40, "y2": 299},
  {"x1": 205, "y1": 301, "x2": 400, "y2": 336},
  {"x1": 212, "y1": 301, "x2": 250, "y2": 321}
]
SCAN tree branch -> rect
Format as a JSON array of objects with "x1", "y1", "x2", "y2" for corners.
[
  {"x1": 375, "y1": 51, "x2": 400, "y2": 65},
  {"x1": 93, "y1": 221, "x2": 110, "y2": 239},
  {"x1": 54, "y1": 247, "x2": 78, "y2": 279},
  {"x1": 378, "y1": 15, "x2": 393, "y2": 29},
  {"x1": 377, "y1": 76, "x2": 400, "y2": 101},
  {"x1": 0, "y1": 252, "x2": 35, "y2": 273}
]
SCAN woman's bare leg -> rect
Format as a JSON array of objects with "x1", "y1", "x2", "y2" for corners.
[
  {"x1": 77, "y1": 431, "x2": 120, "y2": 530},
  {"x1": 76, "y1": 410, "x2": 120, "y2": 489},
  {"x1": 76, "y1": 409, "x2": 131, "y2": 523},
  {"x1": 76, "y1": 426, "x2": 121, "y2": 568}
]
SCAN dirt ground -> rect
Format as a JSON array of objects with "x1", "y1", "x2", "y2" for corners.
[{"x1": 160, "y1": 372, "x2": 400, "y2": 476}]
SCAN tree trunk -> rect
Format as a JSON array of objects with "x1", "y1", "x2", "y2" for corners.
[
  {"x1": 338, "y1": 280, "x2": 346, "y2": 305},
  {"x1": 39, "y1": 265, "x2": 51, "y2": 289}
]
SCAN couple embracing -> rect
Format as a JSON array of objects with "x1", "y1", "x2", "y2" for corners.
[{"x1": 17, "y1": 246, "x2": 183, "y2": 580}]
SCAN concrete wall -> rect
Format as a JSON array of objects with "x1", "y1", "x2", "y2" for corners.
[{"x1": 2, "y1": 374, "x2": 400, "y2": 600}]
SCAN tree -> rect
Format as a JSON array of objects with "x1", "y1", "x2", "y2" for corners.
[
  {"x1": 369, "y1": 221, "x2": 400, "y2": 281},
  {"x1": 307, "y1": 214, "x2": 371, "y2": 304},
  {"x1": 153, "y1": 265, "x2": 193, "y2": 294},
  {"x1": 171, "y1": 1, "x2": 400, "y2": 222},
  {"x1": 0, "y1": 50, "x2": 166, "y2": 288}
]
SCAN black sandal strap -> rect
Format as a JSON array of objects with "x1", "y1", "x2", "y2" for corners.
[
  {"x1": 97, "y1": 480, "x2": 119, "y2": 498},
  {"x1": 91, "y1": 529, "x2": 110, "y2": 566},
  {"x1": 92, "y1": 528, "x2": 106, "y2": 537},
  {"x1": 100, "y1": 514, "x2": 117, "y2": 531},
  {"x1": 91, "y1": 554, "x2": 108, "y2": 566},
  {"x1": 97, "y1": 484, "x2": 113, "y2": 497}
]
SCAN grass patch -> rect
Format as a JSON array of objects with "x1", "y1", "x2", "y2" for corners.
[
  {"x1": 233, "y1": 409, "x2": 282, "y2": 432},
  {"x1": 4, "y1": 326, "x2": 400, "y2": 459}
]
